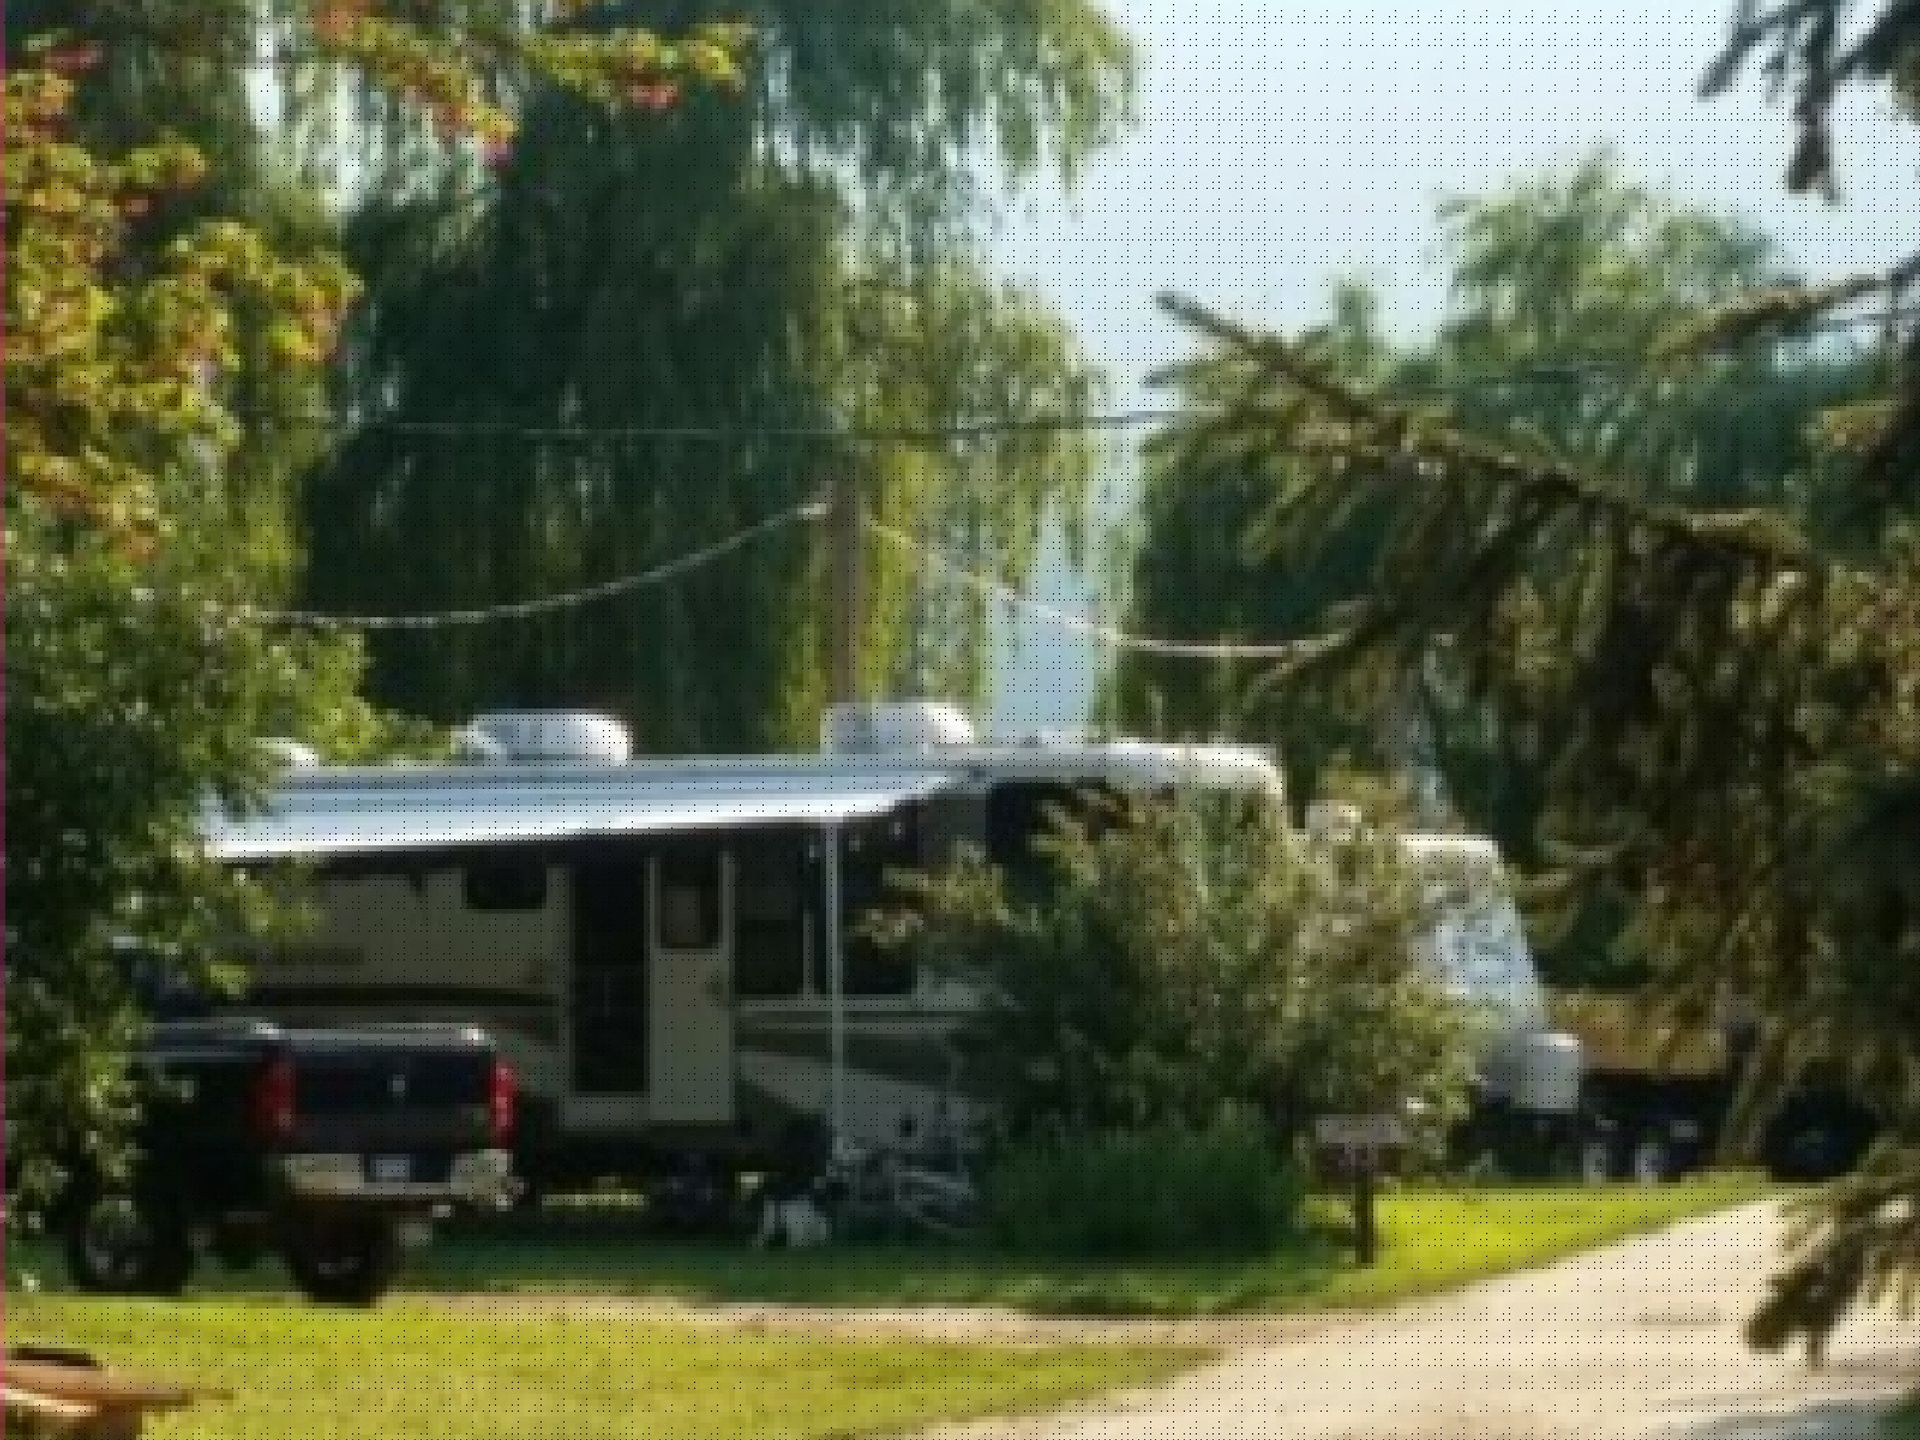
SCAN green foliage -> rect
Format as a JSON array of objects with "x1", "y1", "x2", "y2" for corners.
[
  {"x1": 1701, "y1": 1, "x2": 1920, "y2": 196},
  {"x1": 302, "y1": 0, "x2": 1126, "y2": 749},
  {"x1": 1146, "y1": 12, "x2": 1920, "y2": 1348},
  {"x1": 1749, "y1": 1129, "x2": 1920, "y2": 1360},
  {"x1": 5, "y1": 53, "x2": 355, "y2": 542},
  {"x1": 1124, "y1": 160, "x2": 1875, "y2": 992},
  {"x1": 6, "y1": 27, "x2": 343, "y2": 1206},
  {"x1": 982, "y1": 1108, "x2": 1306, "y2": 1256},
  {"x1": 2, "y1": 0, "x2": 728, "y2": 1211},
  {"x1": 1119, "y1": 278, "x2": 1402, "y2": 783},
  {"x1": 6, "y1": 530, "x2": 296, "y2": 1205},
  {"x1": 887, "y1": 793, "x2": 1474, "y2": 1151}
]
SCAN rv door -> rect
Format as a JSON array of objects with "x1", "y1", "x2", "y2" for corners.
[{"x1": 647, "y1": 846, "x2": 736, "y2": 1126}]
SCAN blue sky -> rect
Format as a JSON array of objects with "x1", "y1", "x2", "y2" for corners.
[
  {"x1": 993, "y1": 0, "x2": 1914, "y2": 403},
  {"x1": 987, "y1": 0, "x2": 1916, "y2": 729}
]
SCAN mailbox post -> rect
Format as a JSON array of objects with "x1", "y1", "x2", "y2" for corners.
[{"x1": 1312, "y1": 1112, "x2": 1409, "y2": 1266}]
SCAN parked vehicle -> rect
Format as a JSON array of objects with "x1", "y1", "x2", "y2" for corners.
[
  {"x1": 57, "y1": 1018, "x2": 515, "y2": 1304},
  {"x1": 198, "y1": 701, "x2": 1584, "y2": 1193},
  {"x1": 1552, "y1": 990, "x2": 1879, "y2": 1182}
]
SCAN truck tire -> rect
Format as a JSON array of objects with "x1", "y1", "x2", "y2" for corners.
[
  {"x1": 1578, "y1": 1133, "x2": 1617, "y2": 1184},
  {"x1": 1625, "y1": 1130, "x2": 1675, "y2": 1185},
  {"x1": 284, "y1": 1217, "x2": 401, "y2": 1306},
  {"x1": 1763, "y1": 1118, "x2": 1849, "y2": 1181},
  {"x1": 64, "y1": 1188, "x2": 194, "y2": 1296}
]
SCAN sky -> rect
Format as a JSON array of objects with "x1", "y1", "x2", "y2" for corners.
[{"x1": 986, "y1": 0, "x2": 1917, "y2": 731}]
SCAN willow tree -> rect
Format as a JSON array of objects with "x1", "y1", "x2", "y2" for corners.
[
  {"x1": 301, "y1": 2, "x2": 1129, "y2": 751},
  {"x1": 1145, "y1": 0, "x2": 1920, "y2": 1353}
]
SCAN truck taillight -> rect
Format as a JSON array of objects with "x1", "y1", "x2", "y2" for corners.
[
  {"x1": 251, "y1": 1055, "x2": 297, "y2": 1144},
  {"x1": 489, "y1": 1060, "x2": 517, "y2": 1146}
]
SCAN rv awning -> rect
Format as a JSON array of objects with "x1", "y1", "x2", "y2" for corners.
[{"x1": 202, "y1": 771, "x2": 957, "y2": 862}]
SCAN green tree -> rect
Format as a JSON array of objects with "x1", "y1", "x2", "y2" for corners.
[
  {"x1": 1120, "y1": 278, "x2": 1401, "y2": 777},
  {"x1": 1124, "y1": 162, "x2": 1874, "y2": 990},
  {"x1": 299, "y1": 0, "x2": 1129, "y2": 750},
  {"x1": 887, "y1": 794, "x2": 1472, "y2": 1153},
  {"x1": 1144, "y1": 0, "x2": 1920, "y2": 1351}
]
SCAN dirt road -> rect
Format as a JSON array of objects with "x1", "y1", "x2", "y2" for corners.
[{"x1": 917, "y1": 1201, "x2": 1913, "y2": 1440}]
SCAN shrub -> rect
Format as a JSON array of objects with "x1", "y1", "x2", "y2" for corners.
[
  {"x1": 982, "y1": 1107, "x2": 1306, "y2": 1255},
  {"x1": 886, "y1": 790, "x2": 1476, "y2": 1157}
]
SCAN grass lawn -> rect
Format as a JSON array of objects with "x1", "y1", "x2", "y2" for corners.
[
  {"x1": 3, "y1": 1294, "x2": 1202, "y2": 1440},
  {"x1": 414, "y1": 1174, "x2": 1771, "y2": 1315},
  {"x1": 10, "y1": 1174, "x2": 1769, "y2": 1318}
]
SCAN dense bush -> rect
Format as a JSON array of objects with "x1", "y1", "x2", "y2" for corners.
[
  {"x1": 884, "y1": 791, "x2": 1476, "y2": 1157},
  {"x1": 982, "y1": 1107, "x2": 1305, "y2": 1255}
]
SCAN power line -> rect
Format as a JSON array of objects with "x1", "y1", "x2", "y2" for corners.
[
  {"x1": 866, "y1": 517, "x2": 1337, "y2": 663},
  {"x1": 240, "y1": 470, "x2": 1331, "y2": 655},
  {"x1": 247, "y1": 494, "x2": 825, "y2": 630},
  {"x1": 289, "y1": 408, "x2": 1203, "y2": 443},
  {"x1": 232, "y1": 331, "x2": 1908, "y2": 449}
]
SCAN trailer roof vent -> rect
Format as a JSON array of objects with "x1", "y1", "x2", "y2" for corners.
[
  {"x1": 464, "y1": 711, "x2": 632, "y2": 766},
  {"x1": 259, "y1": 737, "x2": 321, "y2": 770},
  {"x1": 999, "y1": 725, "x2": 1094, "y2": 747},
  {"x1": 822, "y1": 701, "x2": 976, "y2": 754}
]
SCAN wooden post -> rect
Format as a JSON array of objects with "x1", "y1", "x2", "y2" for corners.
[
  {"x1": 1352, "y1": 1159, "x2": 1379, "y2": 1265},
  {"x1": 1313, "y1": 1112, "x2": 1404, "y2": 1267}
]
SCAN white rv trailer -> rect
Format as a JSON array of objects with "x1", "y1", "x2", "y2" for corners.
[{"x1": 202, "y1": 702, "x2": 1582, "y2": 1180}]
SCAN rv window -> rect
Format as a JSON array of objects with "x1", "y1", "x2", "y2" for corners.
[
  {"x1": 842, "y1": 815, "x2": 918, "y2": 996},
  {"x1": 463, "y1": 858, "x2": 549, "y2": 911},
  {"x1": 658, "y1": 849, "x2": 722, "y2": 949},
  {"x1": 734, "y1": 837, "x2": 807, "y2": 997}
]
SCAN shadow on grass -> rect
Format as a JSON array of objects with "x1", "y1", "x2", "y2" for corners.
[
  {"x1": 414, "y1": 1212, "x2": 1356, "y2": 1317},
  {"x1": 2, "y1": 1219, "x2": 1352, "y2": 1317},
  {"x1": 6, "y1": 1178, "x2": 1767, "y2": 1318}
]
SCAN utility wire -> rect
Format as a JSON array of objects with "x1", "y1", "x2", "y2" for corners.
[
  {"x1": 866, "y1": 517, "x2": 1337, "y2": 663},
  {"x1": 232, "y1": 326, "x2": 1911, "y2": 447},
  {"x1": 286, "y1": 408, "x2": 1205, "y2": 442},
  {"x1": 235, "y1": 491, "x2": 1332, "y2": 656},
  {"x1": 246, "y1": 494, "x2": 825, "y2": 630}
]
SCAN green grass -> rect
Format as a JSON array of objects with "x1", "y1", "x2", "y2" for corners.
[
  {"x1": 0, "y1": 1179, "x2": 1771, "y2": 1439},
  {"x1": 10, "y1": 1174, "x2": 1769, "y2": 1318},
  {"x1": 418, "y1": 1174, "x2": 1769, "y2": 1316},
  {"x1": 4, "y1": 1295, "x2": 1201, "y2": 1440}
]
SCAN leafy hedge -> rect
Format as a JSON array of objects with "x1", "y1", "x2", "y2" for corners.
[{"x1": 983, "y1": 1108, "x2": 1305, "y2": 1255}]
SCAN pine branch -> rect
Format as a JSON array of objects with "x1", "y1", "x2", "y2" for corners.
[{"x1": 1157, "y1": 292, "x2": 1817, "y2": 573}]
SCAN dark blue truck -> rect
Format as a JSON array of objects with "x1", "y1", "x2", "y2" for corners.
[{"x1": 56, "y1": 1018, "x2": 516, "y2": 1304}]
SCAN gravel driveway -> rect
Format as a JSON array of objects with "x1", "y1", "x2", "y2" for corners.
[{"x1": 916, "y1": 1200, "x2": 1914, "y2": 1440}]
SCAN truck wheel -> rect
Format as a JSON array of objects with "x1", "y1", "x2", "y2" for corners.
[
  {"x1": 1578, "y1": 1135, "x2": 1617, "y2": 1184},
  {"x1": 284, "y1": 1218, "x2": 401, "y2": 1306},
  {"x1": 1764, "y1": 1120, "x2": 1844, "y2": 1181},
  {"x1": 65, "y1": 1189, "x2": 194, "y2": 1296},
  {"x1": 1626, "y1": 1131, "x2": 1674, "y2": 1185}
]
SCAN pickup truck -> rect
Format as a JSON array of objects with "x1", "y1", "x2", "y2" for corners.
[{"x1": 56, "y1": 1018, "x2": 516, "y2": 1305}]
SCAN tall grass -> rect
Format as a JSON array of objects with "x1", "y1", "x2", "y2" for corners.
[{"x1": 983, "y1": 1112, "x2": 1306, "y2": 1255}]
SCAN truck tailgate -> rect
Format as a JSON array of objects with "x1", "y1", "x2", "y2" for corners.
[{"x1": 284, "y1": 1032, "x2": 496, "y2": 1153}]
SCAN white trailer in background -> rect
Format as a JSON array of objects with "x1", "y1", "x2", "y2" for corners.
[{"x1": 204, "y1": 702, "x2": 1582, "y2": 1186}]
